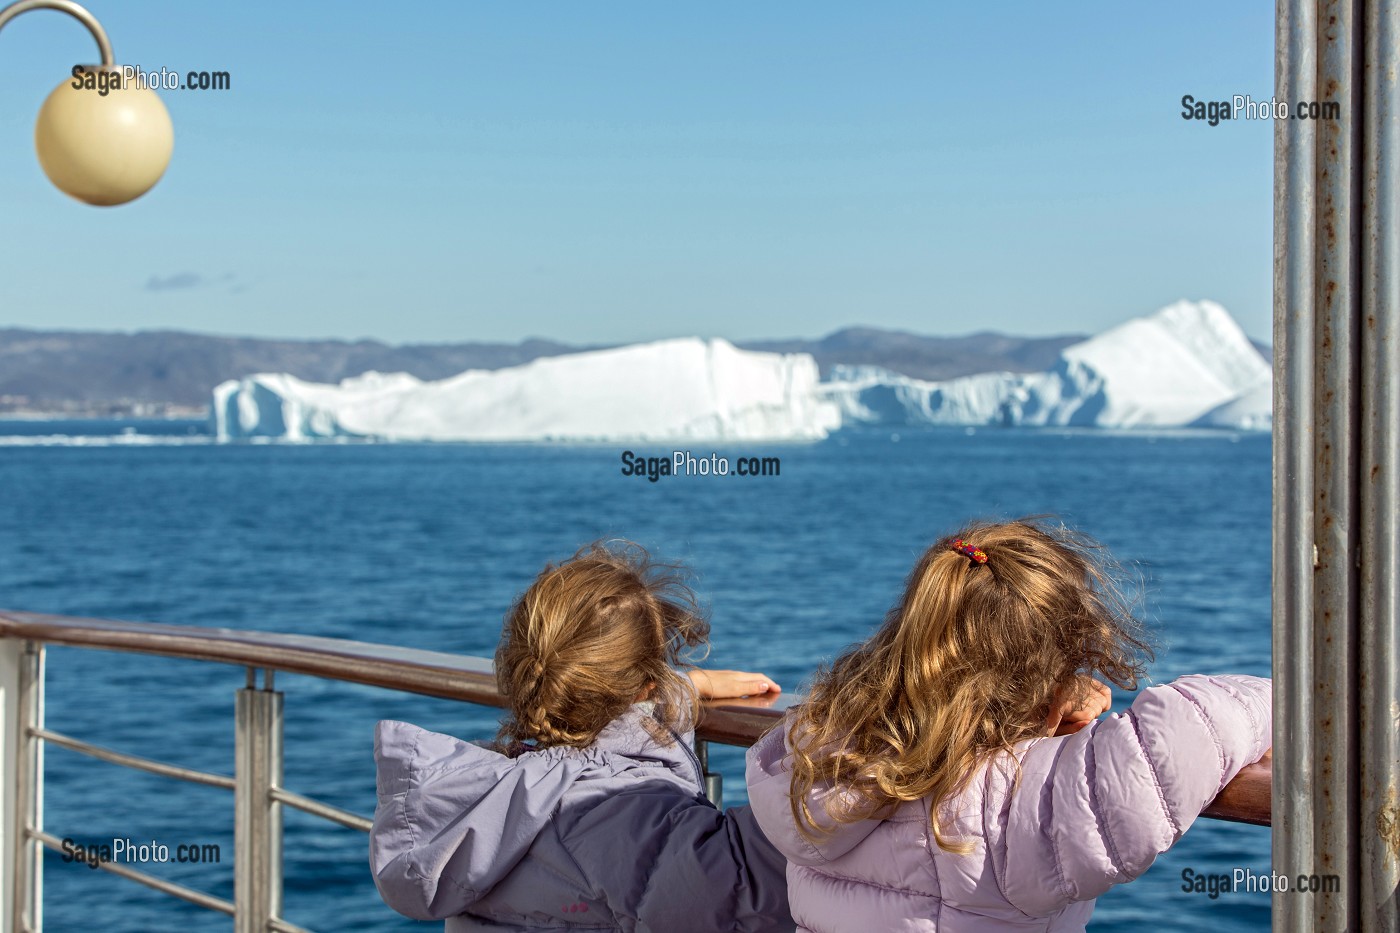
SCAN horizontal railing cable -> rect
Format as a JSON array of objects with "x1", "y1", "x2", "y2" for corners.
[
  {"x1": 30, "y1": 726, "x2": 236, "y2": 789},
  {"x1": 270, "y1": 787, "x2": 373, "y2": 833}
]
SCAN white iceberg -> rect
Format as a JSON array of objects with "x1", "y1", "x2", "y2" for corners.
[
  {"x1": 212, "y1": 300, "x2": 1272, "y2": 442},
  {"x1": 213, "y1": 338, "x2": 841, "y2": 442},
  {"x1": 1191, "y1": 378, "x2": 1273, "y2": 430},
  {"x1": 822, "y1": 300, "x2": 1272, "y2": 430}
]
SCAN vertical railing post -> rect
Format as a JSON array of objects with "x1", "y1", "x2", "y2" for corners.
[
  {"x1": 1359, "y1": 0, "x2": 1400, "y2": 926},
  {"x1": 235, "y1": 669, "x2": 282, "y2": 933},
  {"x1": 1275, "y1": 0, "x2": 1400, "y2": 929},
  {"x1": 2, "y1": 642, "x2": 44, "y2": 933},
  {"x1": 695, "y1": 738, "x2": 722, "y2": 807}
]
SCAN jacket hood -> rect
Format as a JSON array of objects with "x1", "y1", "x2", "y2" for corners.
[
  {"x1": 372, "y1": 705, "x2": 703, "y2": 921},
  {"x1": 745, "y1": 723, "x2": 883, "y2": 867}
]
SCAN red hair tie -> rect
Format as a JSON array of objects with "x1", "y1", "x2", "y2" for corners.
[{"x1": 950, "y1": 539, "x2": 988, "y2": 565}]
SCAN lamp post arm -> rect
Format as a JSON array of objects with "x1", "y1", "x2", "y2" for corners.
[{"x1": 0, "y1": 0, "x2": 114, "y2": 67}]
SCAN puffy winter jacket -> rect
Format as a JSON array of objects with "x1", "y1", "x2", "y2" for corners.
[
  {"x1": 372, "y1": 704, "x2": 796, "y2": 932},
  {"x1": 746, "y1": 674, "x2": 1271, "y2": 932}
]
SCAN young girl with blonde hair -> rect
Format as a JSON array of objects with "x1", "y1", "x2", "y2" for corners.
[
  {"x1": 746, "y1": 518, "x2": 1272, "y2": 932},
  {"x1": 372, "y1": 541, "x2": 795, "y2": 932}
]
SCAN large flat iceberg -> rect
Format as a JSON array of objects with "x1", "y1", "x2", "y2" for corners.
[
  {"x1": 823, "y1": 300, "x2": 1272, "y2": 430},
  {"x1": 212, "y1": 300, "x2": 1272, "y2": 442},
  {"x1": 213, "y1": 338, "x2": 841, "y2": 442}
]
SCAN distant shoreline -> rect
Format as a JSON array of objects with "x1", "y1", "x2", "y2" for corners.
[{"x1": 0, "y1": 408, "x2": 209, "y2": 421}]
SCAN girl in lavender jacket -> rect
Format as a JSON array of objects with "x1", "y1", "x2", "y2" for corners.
[
  {"x1": 746, "y1": 519, "x2": 1272, "y2": 933},
  {"x1": 371, "y1": 541, "x2": 796, "y2": 932}
]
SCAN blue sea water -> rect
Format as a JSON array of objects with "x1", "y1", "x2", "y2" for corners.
[{"x1": 0, "y1": 425, "x2": 1273, "y2": 932}]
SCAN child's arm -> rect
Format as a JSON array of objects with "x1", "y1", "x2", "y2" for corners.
[
  {"x1": 688, "y1": 668, "x2": 781, "y2": 699},
  {"x1": 1000, "y1": 674, "x2": 1272, "y2": 915}
]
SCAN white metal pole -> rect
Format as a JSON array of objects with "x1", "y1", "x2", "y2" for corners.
[
  {"x1": 1, "y1": 643, "x2": 44, "y2": 933},
  {"x1": 234, "y1": 673, "x2": 283, "y2": 933}
]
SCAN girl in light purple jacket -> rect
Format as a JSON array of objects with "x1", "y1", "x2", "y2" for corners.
[
  {"x1": 372, "y1": 541, "x2": 796, "y2": 932},
  {"x1": 746, "y1": 518, "x2": 1272, "y2": 932}
]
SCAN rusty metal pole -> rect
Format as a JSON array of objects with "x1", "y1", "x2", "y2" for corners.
[
  {"x1": 1274, "y1": 0, "x2": 1400, "y2": 929},
  {"x1": 1309, "y1": 0, "x2": 1360, "y2": 925},
  {"x1": 1273, "y1": 0, "x2": 1319, "y2": 926},
  {"x1": 1358, "y1": 0, "x2": 1400, "y2": 927}
]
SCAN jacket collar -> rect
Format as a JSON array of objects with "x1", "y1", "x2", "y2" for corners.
[{"x1": 555, "y1": 702, "x2": 705, "y2": 792}]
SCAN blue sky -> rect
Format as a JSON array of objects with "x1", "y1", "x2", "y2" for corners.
[{"x1": 0, "y1": 2, "x2": 1275, "y2": 345}]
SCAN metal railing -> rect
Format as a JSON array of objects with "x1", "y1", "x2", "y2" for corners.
[
  {"x1": 1273, "y1": 0, "x2": 1400, "y2": 928},
  {"x1": 0, "y1": 609, "x2": 1273, "y2": 932}
]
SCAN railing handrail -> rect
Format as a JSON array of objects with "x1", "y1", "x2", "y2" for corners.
[
  {"x1": 0, "y1": 608, "x2": 1269, "y2": 824},
  {"x1": 0, "y1": 610, "x2": 501, "y2": 703}
]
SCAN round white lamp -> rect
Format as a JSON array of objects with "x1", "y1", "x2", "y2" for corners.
[{"x1": 1, "y1": 0, "x2": 173, "y2": 206}]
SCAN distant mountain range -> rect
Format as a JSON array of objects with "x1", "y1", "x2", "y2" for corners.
[{"x1": 0, "y1": 325, "x2": 1097, "y2": 413}]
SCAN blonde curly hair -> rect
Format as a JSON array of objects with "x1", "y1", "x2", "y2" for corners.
[
  {"x1": 495, "y1": 540, "x2": 710, "y2": 750},
  {"x1": 787, "y1": 518, "x2": 1152, "y2": 853}
]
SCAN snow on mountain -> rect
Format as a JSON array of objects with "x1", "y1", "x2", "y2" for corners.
[
  {"x1": 822, "y1": 300, "x2": 1272, "y2": 430},
  {"x1": 213, "y1": 338, "x2": 841, "y2": 442}
]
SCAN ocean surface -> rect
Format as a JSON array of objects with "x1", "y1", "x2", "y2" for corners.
[{"x1": 0, "y1": 421, "x2": 1274, "y2": 932}]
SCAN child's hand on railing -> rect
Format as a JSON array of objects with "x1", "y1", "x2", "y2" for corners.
[
  {"x1": 688, "y1": 669, "x2": 781, "y2": 699},
  {"x1": 1045, "y1": 676, "x2": 1113, "y2": 736}
]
